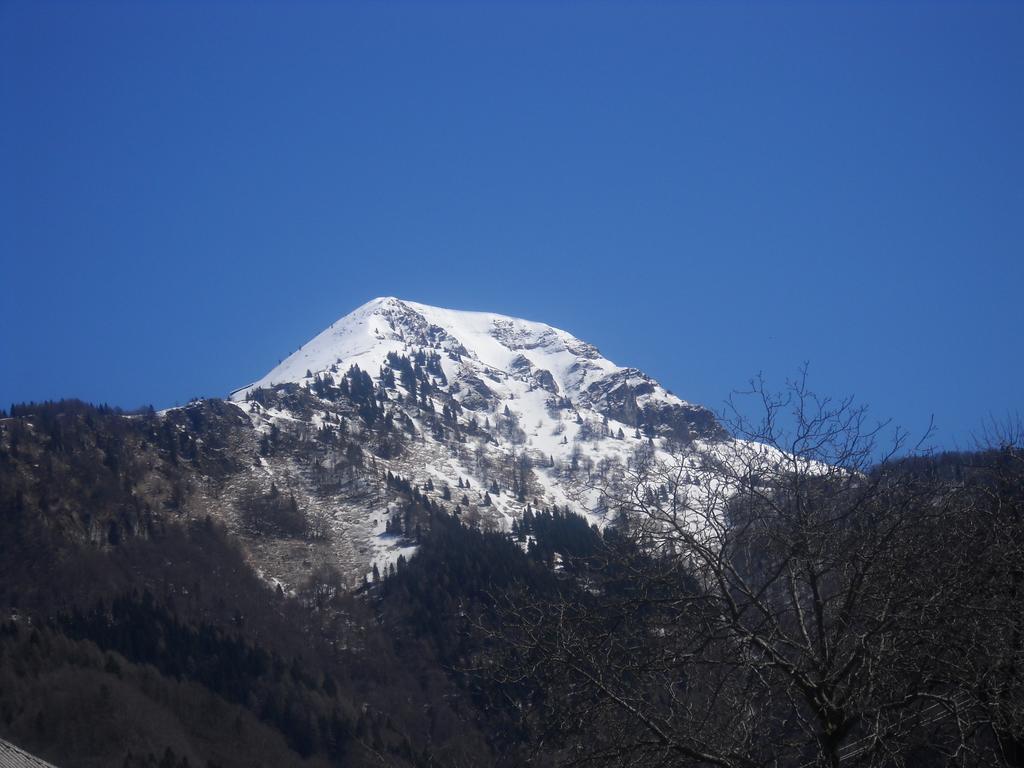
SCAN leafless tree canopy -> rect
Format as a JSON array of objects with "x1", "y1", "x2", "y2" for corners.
[{"x1": 485, "y1": 371, "x2": 1024, "y2": 768}]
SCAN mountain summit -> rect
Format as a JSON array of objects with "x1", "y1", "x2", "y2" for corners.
[{"x1": 233, "y1": 297, "x2": 723, "y2": 446}]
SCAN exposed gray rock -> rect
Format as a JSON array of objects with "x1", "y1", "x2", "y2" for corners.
[{"x1": 456, "y1": 373, "x2": 496, "y2": 411}]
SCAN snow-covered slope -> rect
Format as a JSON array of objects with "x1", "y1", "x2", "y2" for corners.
[
  {"x1": 222, "y1": 298, "x2": 730, "y2": 586},
  {"x1": 233, "y1": 297, "x2": 721, "y2": 443},
  {"x1": 233, "y1": 297, "x2": 625, "y2": 399}
]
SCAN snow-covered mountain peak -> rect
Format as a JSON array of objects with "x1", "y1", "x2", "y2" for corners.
[
  {"x1": 222, "y1": 298, "x2": 729, "y2": 583},
  {"x1": 232, "y1": 297, "x2": 690, "y2": 412}
]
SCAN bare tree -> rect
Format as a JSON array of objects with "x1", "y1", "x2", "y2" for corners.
[{"x1": 485, "y1": 372, "x2": 1024, "y2": 767}]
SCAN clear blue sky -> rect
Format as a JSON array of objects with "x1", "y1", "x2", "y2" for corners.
[{"x1": 2, "y1": 1, "x2": 1021, "y2": 451}]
